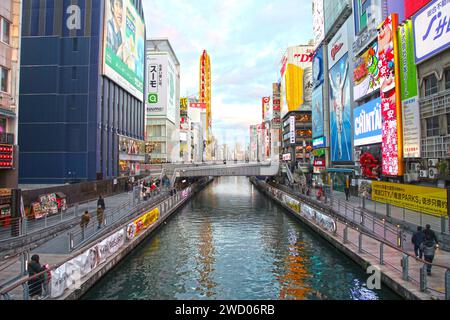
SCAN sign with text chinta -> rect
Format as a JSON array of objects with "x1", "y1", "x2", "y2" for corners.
[
  {"x1": 413, "y1": 0, "x2": 450, "y2": 64},
  {"x1": 399, "y1": 20, "x2": 421, "y2": 158},
  {"x1": 353, "y1": 98, "x2": 382, "y2": 147}
]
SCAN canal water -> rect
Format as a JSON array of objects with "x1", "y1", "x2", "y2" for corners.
[{"x1": 84, "y1": 177, "x2": 400, "y2": 300}]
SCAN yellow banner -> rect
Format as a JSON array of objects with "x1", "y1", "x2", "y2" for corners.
[
  {"x1": 134, "y1": 208, "x2": 160, "y2": 236},
  {"x1": 371, "y1": 182, "x2": 447, "y2": 217}
]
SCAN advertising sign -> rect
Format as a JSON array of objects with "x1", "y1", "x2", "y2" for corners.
[
  {"x1": 354, "y1": 0, "x2": 383, "y2": 35},
  {"x1": 103, "y1": 0, "x2": 145, "y2": 101},
  {"x1": 413, "y1": 0, "x2": 450, "y2": 64},
  {"x1": 283, "y1": 194, "x2": 301, "y2": 213},
  {"x1": 328, "y1": 18, "x2": 350, "y2": 69},
  {"x1": 126, "y1": 208, "x2": 159, "y2": 240},
  {"x1": 300, "y1": 203, "x2": 337, "y2": 233},
  {"x1": 146, "y1": 54, "x2": 167, "y2": 115},
  {"x1": 313, "y1": 0, "x2": 325, "y2": 48},
  {"x1": 289, "y1": 116, "x2": 296, "y2": 144},
  {"x1": 353, "y1": 98, "x2": 382, "y2": 147},
  {"x1": 324, "y1": 0, "x2": 351, "y2": 36},
  {"x1": 398, "y1": 20, "x2": 421, "y2": 158},
  {"x1": 372, "y1": 181, "x2": 447, "y2": 217},
  {"x1": 312, "y1": 85, "x2": 324, "y2": 138},
  {"x1": 329, "y1": 53, "x2": 352, "y2": 162},
  {"x1": 378, "y1": 14, "x2": 402, "y2": 176},
  {"x1": 262, "y1": 97, "x2": 271, "y2": 122},
  {"x1": 313, "y1": 136, "x2": 326, "y2": 149},
  {"x1": 313, "y1": 45, "x2": 324, "y2": 88},
  {"x1": 353, "y1": 41, "x2": 380, "y2": 101},
  {"x1": 405, "y1": 0, "x2": 431, "y2": 19}
]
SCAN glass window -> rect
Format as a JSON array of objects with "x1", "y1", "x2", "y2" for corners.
[
  {"x1": 0, "y1": 66, "x2": 8, "y2": 92},
  {"x1": 424, "y1": 74, "x2": 438, "y2": 96},
  {"x1": 1, "y1": 18, "x2": 10, "y2": 44},
  {"x1": 445, "y1": 68, "x2": 450, "y2": 90},
  {"x1": 426, "y1": 116, "x2": 439, "y2": 137},
  {"x1": 0, "y1": 118, "x2": 6, "y2": 134}
]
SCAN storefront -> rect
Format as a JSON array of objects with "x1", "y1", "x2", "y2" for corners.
[
  {"x1": 0, "y1": 189, "x2": 11, "y2": 227},
  {"x1": 119, "y1": 136, "x2": 145, "y2": 177}
]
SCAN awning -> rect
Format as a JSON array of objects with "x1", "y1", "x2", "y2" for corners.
[
  {"x1": 326, "y1": 168, "x2": 354, "y2": 173},
  {"x1": 0, "y1": 108, "x2": 16, "y2": 118}
]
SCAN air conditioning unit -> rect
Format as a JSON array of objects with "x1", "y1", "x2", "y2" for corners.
[
  {"x1": 410, "y1": 163, "x2": 421, "y2": 172},
  {"x1": 429, "y1": 168, "x2": 439, "y2": 180},
  {"x1": 428, "y1": 159, "x2": 439, "y2": 167},
  {"x1": 419, "y1": 170, "x2": 429, "y2": 178}
]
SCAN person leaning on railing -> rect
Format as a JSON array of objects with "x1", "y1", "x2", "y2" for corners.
[{"x1": 27, "y1": 255, "x2": 47, "y2": 300}]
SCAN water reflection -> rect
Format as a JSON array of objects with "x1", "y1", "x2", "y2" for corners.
[{"x1": 84, "y1": 177, "x2": 400, "y2": 300}]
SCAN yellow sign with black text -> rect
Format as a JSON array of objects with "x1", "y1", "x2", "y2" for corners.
[{"x1": 371, "y1": 182, "x2": 447, "y2": 217}]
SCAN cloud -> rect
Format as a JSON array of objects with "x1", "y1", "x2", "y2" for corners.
[{"x1": 143, "y1": 0, "x2": 313, "y2": 145}]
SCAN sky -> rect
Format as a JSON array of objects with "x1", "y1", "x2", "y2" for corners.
[{"x1": 142, "y1": 0, "x2": 313, "y2": 147}]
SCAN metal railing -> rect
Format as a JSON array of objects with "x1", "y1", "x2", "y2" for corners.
[
  {"x1": 257, "y1": 179, "x2": 450, "y2": 300},
  {"x1": 0, "y1": 178, "x2": 212, "y2": 301}
]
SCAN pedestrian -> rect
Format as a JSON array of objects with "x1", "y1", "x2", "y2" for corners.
[
  {"x1": 80, "y1": 210, "x2": 90, "y2": 239},
  {"x1": 96, "y1": 206, "x2": 104, "y2": 230},
  {"x1": 344, "y1": 186, "x2": 350, "y2": 201},
  {"x1": 42, "y1": 263, "x2": 51, "y2": 298},
  {"x1": 411, "y1": 226, "x2": 426, "y2": 259},
  {"x1": 97, "y1": 195, "x2": 106, "y2": 211},
  {"x1": 27, "y1": 254, "x2": 46, "y2": 300},
  {"x1": 421, "y1": 234, "x2": 437, "y2": 276},
  {"x1": 423, "y1": 224, "x2": 439, "y2": 245},
  {"x1": 125, "y1": 180, "x2": 129, "y2": 192}
]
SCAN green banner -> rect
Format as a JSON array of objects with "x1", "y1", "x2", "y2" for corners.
[{"x1": 398, "y1": 20, "x2": 418, "y2": 101}]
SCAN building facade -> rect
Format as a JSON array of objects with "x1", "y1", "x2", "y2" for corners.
[
  {"x1": 19, "y1": 0, "x2": 146, "y2": 184},
  {"x1": 145, "y1": 39, "x2": 180, "y2": 164},
  {"x1": 0, "y1": 0, "x2": 21, "y2": 188}
]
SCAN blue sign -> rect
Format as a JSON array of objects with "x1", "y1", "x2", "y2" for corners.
[
  {"x1": 353, "y1": 98, "x2": 382, "y2": 147},
  {"x1": 313, "y1": 136, "x2": 327, "y2": 149},
  {"x1": 329, "y1": 52, "x2": 352, "y2": 163},
  {"x1": 313, "y1": 45, "x2": 324, "y2": 88},
  {"x1": 312, "y1": 85, "x2": 324, "y2": 139}
]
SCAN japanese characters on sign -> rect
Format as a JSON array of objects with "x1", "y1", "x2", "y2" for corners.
[{"x1": 413, "y1": 0, "x2": 450, "y2": 63}]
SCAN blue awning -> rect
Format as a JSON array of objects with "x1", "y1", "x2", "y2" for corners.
[{"x1": 326, "y1": 168, "x2": 354, "y2": 173}]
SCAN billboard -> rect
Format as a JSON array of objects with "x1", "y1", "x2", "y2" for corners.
[
  {"x1": 413, "y1": 0, "x2": 450, "y2": 64},
  {"x1": 329, "y1": 52, "x2": 352, "y2": 162},
  {"x1": 405, "y1": 0, "x2": 431, "y2": 19},
  {"x1": 313, "y1": 0, "x2": 325, "y2": 48},
  {"x1": 378, "y1": 14, "x2": 402, "y2": 176},
  {"x1": 324, "y1": 0, "x2": 351, "y2": 36},
  {"x1": 103, "y1": 0, "x2": 145, "y2": 101},
  {"x1": 328, "y1": 18, "x2": 351, "y2": 69},
  {"x1": 353, "y1": 98, "x2": 382, "y2": 147},
  {"x1": 353, "y1": 41, "x2": 380, "y2": 101},
  {"x1": 399, "y1": 20, "x2": 420, "y2": 158},
  {"x1": 372, "y1": 181, "x2": 447, "y2": 217},
  {"x1": 354, "y1": 0, "x2": 384, "y2": 35},
  {"x1": 262, "y1": 97, "x2": 271, "y2": 122},
  {"x1": 312, "y1": 85, "x2": 324, "y2": 139},
  {"x1": 313, "y1": 45, "x2": 324, "y2": 88}
]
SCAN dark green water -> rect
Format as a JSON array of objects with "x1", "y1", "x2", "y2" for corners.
[{"x1": 84, "y1": 177, "x2": 400, "y2": 300}]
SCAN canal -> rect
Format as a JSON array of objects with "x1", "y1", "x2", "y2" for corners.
[{"x1": 84, "y1": 177, "x2": 400, "y2": 300}]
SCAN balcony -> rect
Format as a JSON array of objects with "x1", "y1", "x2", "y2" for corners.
[
  {"x1": 421, "y1": 135, "x2": 450, "y2": 159},
  {"x1": 420, "y1": 89, "x2": 450, "y2": 119},
  {"x1": 0, "y1": 133, "x2": 14, "y2": 144}
]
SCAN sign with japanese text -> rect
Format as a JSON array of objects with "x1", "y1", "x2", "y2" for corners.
[
  {"x1": 289, "y1": 116, "x2": 296, "y2": 144},
  {"x1": 262, "y1": 97, "x2": 271, "y2": 122},
  {"x1": 146, "y1": 54, "x2": 167, "y2": 115},
  {"x1": 413, "y1": 0, "x2": 450, "y2": 63},
  {"x1": 372, "y1": 181, "x2": 448, "y2": 217},
  {"x1": 378, "y1": 14, "x2": 403, "y2": 176}
]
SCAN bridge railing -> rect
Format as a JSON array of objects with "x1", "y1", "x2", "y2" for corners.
[
  {"x1": 257, "y1": 179, "x2": 450, "y2": 300},
  {"x1": 0, "y1": 178, "x2": 214, "y2": 301}
]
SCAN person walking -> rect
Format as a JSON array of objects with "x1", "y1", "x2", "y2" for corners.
[
  {"x1": 411, "y1": 226, "x2": 426, "y2": 259},
  {"x1": 28, "y1": 255, "x2": 46, "y2": 300},
  {"x1": 423, "y1": 224, "x2": 439, "y2": 246},
  {"x1": 344, "y1": 186, "x2": 350, "y2": 201},
  {"x1": 421, "y1": 234, "x2": 437, "y2": 276},
  {"x1": 96, "y1": 206, "x2": 105, "y2": 230},
  {"x1": 97, "y1": 195, "x2": 106, "y2": 211},
  {"x1": 80, "y1": 210, "x2": 91, "y2": 239}
]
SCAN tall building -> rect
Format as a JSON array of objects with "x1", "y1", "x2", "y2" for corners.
[
  {"x1": 199, "y1": 50, "x2": 211, "y2": 160},
  {"x1": 19, "y1": 0, "x2": 146, "y2": 183},
  {"x1": 145, "y1": 38, "x2": 180, "y2": 164},
  {"x1": 0, "y1": 0, "x2": 21, "y2": 188}
]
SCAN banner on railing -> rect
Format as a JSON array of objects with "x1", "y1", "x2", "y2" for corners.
[
  {"x1": 283, "y1": 194, "x2": 301, "y2": 213},
  {"x1": 371, "y1": 182, "x2": 447, "y2": 217},
  {"x1": 50, "y1": 229, "x2": 126, "y2": 298},
  {"x1": 300, "y1": 204, "x2": 337, "y2": 233},
  {"x1": 126, "y1": 208, "x2": 159, "y2": 240}
]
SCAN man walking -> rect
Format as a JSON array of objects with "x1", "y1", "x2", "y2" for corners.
[
  {"x1": 97, "y1": 195, "x2": 106, "y2": 211},
  {"x1": 80, "y1": 210, "x2": 90, "y2": 239},
  {"x1": 344, "y1": 185, "x2": 350, "y2": 201},
  {"x1": 411, "y1": 226, "x2": 425, "y2": 259},
  {"x1": 423, "y1": 224, "x2": 439, "y2": 246},
  {"x1": 96, "y1": 206, "x2": 105, "y2": 230},
  {"x1": 421, "y1": 234, "x2": 437, "y2": 276}
]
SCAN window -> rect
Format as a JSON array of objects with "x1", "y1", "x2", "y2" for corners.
[
  {"x1": 424, "y1": 74, "x2": 438, "y2": 96},
  {"x1": 445, "y1": 68, "x2": 450, "y2": 90},
  {"x1": 448, "y1": 114, "x2": 450, "y2": 135},
  {"x1": 426, "y1": 116, "x2": 440, "y2": 137},
  {"x1": 1, "y1": 18, "x2": 10, "y2": 44},
  {"x1": 71, "y1": 67, "x2": 77, "y2": 80},
  {"x1": 0, "y1": 66, "x2": 8, "y2": 93}
]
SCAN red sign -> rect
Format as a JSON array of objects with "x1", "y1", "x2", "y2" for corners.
[
  {"x1": 331, "y1": 43, "x2": 344, "y2": 61},
  {"x1": 294, "y1": 53, "x2": 313, "y2": 63},
  {"x1": 314, "y1": 159, "x2": 325, "y2": 167},
  {"x1": 404, "y1": 0, "x2": 431, "y2": 19},
  {"x1": 190, "y1": 102, "x2": 207, "y2": 109},
  {"x1": 0, "y1": 145, "x2": 13, "y2": 169}
]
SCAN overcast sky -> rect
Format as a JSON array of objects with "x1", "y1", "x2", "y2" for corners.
[{"x1": 143, "y1": 0, "x2": 313, "y2": 146}]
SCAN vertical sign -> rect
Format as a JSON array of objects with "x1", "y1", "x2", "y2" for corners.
[
  {"x1": 290, "y1": 116, "x2": 296, "y2": 144},
  {"x1": 399, "y1": 20, "x2": 420, "y2": 158},
  {"x1": 378, "y1": 14, "x2": 403, "y2": 176}
]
